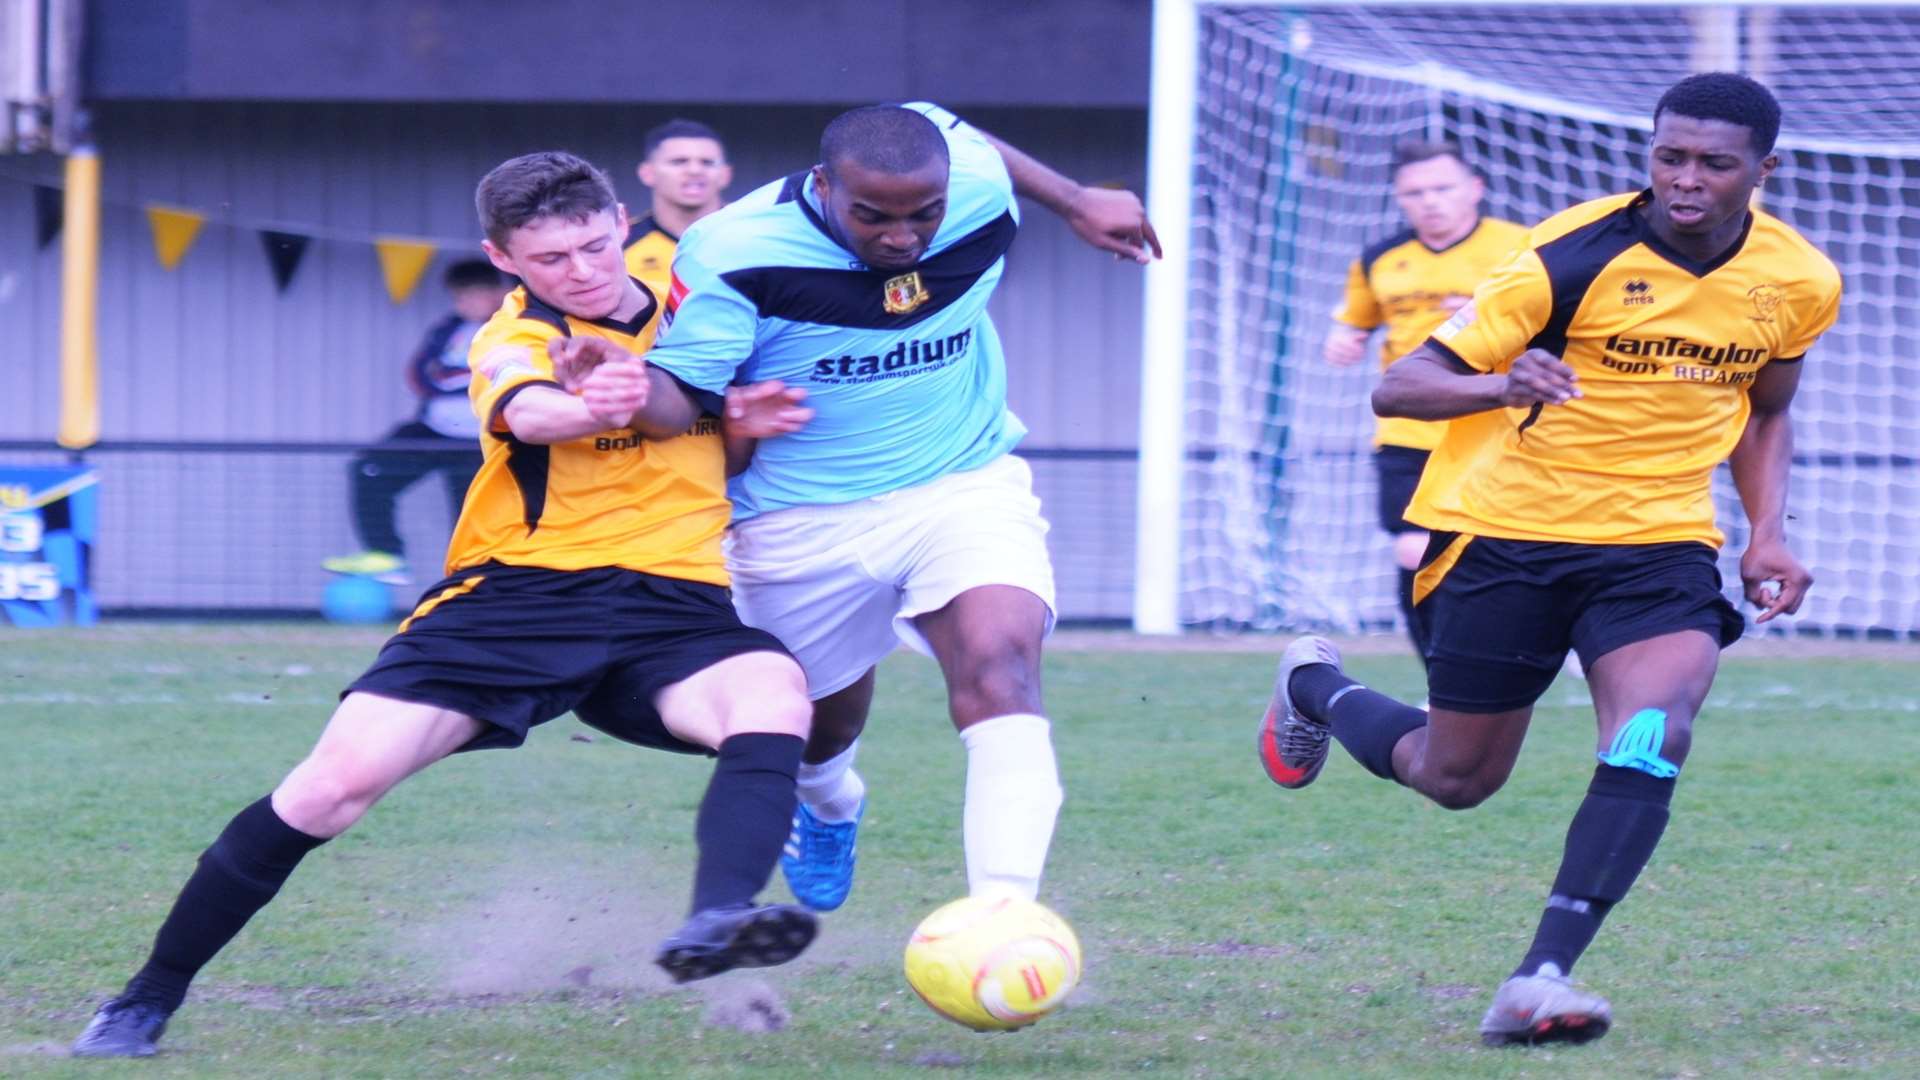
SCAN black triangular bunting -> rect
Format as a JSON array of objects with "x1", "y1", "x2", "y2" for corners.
[
  {"x1": 260, "y1": 230, "x2": 311, "y2": 292},
  {"x1": 33, "y1": 185, "x2": 63, "y2": 250}
]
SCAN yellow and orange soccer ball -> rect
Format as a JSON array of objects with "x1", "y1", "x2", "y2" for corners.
[{"x1": 903, "y1": 895, "x2": 1083, "y2": 1031}]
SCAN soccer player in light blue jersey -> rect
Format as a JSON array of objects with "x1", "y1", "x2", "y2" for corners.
[{"x1": 577, "y1": 102, "x2": 1157, "y2": 912}]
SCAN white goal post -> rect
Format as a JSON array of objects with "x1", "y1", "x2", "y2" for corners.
[{"x1": 1138, "y1": 0, "x2": 1920, "y2": 639}]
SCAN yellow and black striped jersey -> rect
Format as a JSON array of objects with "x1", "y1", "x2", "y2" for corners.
[
  {"x1": 1408, "y1": 190, "x2": 1842, "y2": 547},
  {"x1": 448, "y1": 282, "x2": 730, "y2": 584},
  {"x1": 622, "y1": 215, "x2": 678, "y2": 303},
  {"x1": 1335, "y1": 217, "x2": 1529, "y2": 450}
]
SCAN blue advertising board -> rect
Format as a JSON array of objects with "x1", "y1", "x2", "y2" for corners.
[{"x1": 0, "y1": 465, "x2": 99, "y2": 627}]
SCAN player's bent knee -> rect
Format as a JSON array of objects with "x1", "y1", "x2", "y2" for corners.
[
  {"x1": 1428, "y1": 781, "x2": 1495, "y2": 811},
  {"x1": 272, "y1": 759, "x2": 383, "y2": 838},
  {"x1": 1417, "y1": 768, "x2": 1504, "y2": 811},
  {"x1": 671, "y1": 650, "x2": 813, "y2": 745},
  {"x1": 722, "y1": 690, "x2": 812, "y2": 741},
  {"x1": 1599, "y1": 707, "x2": 1688, "y2": 776},
  {"x1": 949, "y1": 648, "x2": 1042, "y2": 717}
]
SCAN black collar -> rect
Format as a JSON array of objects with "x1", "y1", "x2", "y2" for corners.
[{"x1": 1628, "y1": 190, "x2": 1752, "y2": 277}]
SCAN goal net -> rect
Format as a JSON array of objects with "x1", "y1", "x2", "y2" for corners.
[{"x1": 1154, "y1": 2, "x2": 1920, "y2": 637}]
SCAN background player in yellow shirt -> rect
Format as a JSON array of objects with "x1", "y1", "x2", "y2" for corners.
[
  {"x1": 624, "y1": 119, "x2": 732, "y2": 300},
  {"x1": 1324, "y1": 140, "x2": 1526, "y2": 668},
  {"x1": 74, "y1": 152, "x2": 818, "y2": 1058},
  {"x1": 1258, "y1": 74, "x2": 1840, "y2": 1047}
]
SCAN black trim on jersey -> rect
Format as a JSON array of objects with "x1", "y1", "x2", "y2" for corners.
[
  {"x1": 1360, "y1": 228, "x2": 1418, "y2": 277},
  {"x1": 501, "y1": 432, "x2": 551, "y2": 536},
  {"x1": 1528, "y1": 206, "x2": 1644, "y2": 360},
  {"x1": 1359, "y1": 218, "x2": 1491, "y2": 278},
  {"x1": 1422, "y1": 337, "x2": 1477, "y2": 374},
  {"x1": 485, "y1": 380, "x2": 560, "y2": 441},
  {"x1": 1421, "y1": 216, "x2": 1487, "y2": 256},
  {"x1": 596, "y1": 280, "x2": 658, "y2": 335},
  {"x1": 625, "y1": 214, "x2": 679, "y2": 247},
  {"x1": 518, "y1": 294, "x2": 571, "y2": 336},
  {"x1": 780, "y1": 169, "x2": 844, "y2": 250},
  {"x1": 719, "y1": 210, "x2": 1017, "y2": 330},
  {"x1": 776, "y1": 170, "x2": 809, "y2": 205},
  {"x1": 1628, "y1": 190, "x2": 1753, "y2": 278},
  {"x1": 521, "y1": 280, "x2": 658, "y2": 337}
]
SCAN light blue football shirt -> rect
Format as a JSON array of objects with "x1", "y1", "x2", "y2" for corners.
[{"x1": 644, "y1": 102, "x2": 1026, "y2": 520}]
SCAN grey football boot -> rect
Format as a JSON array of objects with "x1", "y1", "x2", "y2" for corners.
[
  {"x1": 1479, "y1": 964, "x2": 1613, "y2": 1046},
  {"x1": 1255, "y1": 635, "x2": 1342, "y2": 788}
]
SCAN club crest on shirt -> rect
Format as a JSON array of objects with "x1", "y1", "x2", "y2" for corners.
[
  {"x1": 883, "y1": 271, "x2": 931, "y2": 315},
  {"x1": 1748, "y1": 283, "x2": 1785, "y2": 323}
]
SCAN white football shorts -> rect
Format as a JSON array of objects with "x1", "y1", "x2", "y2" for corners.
[{"x1": 725, "y1": 453, "x2": 1057, "y2": 699}]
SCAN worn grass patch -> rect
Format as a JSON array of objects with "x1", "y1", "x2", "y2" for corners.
[{"x1": 2, "y1": 624, "x2": 1915, "y2": 1078}]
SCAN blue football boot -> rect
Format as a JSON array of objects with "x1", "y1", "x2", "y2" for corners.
[{"x1": 780, "y1": 800, "x2": 863, "y2": 912}]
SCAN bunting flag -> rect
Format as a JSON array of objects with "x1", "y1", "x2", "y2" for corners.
[
  {"x1": 259, "y1": 230, "x2": 311, "y2": 292},
  {"x1": 373, "y1": 236, "x2": 436, "y2": 304},
  {"x1": 33, "y1": 184, "x2": 63, "y2": 249},
  {"x1": 145, "y1": 205, "x2": 206, "y2": 270}
]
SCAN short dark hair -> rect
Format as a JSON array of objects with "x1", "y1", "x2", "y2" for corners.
[
  {"x1": 819, "y1": 105, "x2": 949, "y2": 180},
  {"x1": 444, "y1": 258, "x2": 504, "y2": 291},
  {"x1": 643, "y1": 119, "x2": 725, "y2": 159},
  {"x1": 1654, "y1": 72, "x2": 1781, "y2": 156},
  {"x1": 474, "y1": 151, "x2": 619, "y2": 248},
  {"x1": 1390, "y1": 139, "x2": 1472, "y2": 176}
]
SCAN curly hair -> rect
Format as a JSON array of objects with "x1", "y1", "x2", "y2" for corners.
[{"x1": 1654, "y1": 72, "x2": 1781, "y2": 157}]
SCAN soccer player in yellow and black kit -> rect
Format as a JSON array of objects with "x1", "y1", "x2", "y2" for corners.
[
  {"x1": 1324, "y1": 140, "x2": 1527, "y2": 666},
  {"x1": 73, "y1": 152, "x2": 818, "y2": 1058},
  {"x1": 624, "y1": 119, "x2": 732, "y2": 300},
  {"x1": 1258, "y1": 74, "x2": 1840, "y2": 1047}
]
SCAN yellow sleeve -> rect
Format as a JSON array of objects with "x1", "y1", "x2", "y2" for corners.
[
  {"x1": 468, "y1": 317, "x2": 564, "y2": 433},
  {"x1": 1330, "y1": 259, "x2": 1381, "y2": 329},
  {"x1": 1777, "y1": 264, "x2": 1843, "y2": 360},
  {"x1": 1427, "y1": 248, "x2": 1553, "y2": 373}
]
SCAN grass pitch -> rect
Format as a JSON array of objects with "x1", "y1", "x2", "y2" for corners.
[{"x1": 1, "y1": 624, "x2": 1915, "y2": 1078}]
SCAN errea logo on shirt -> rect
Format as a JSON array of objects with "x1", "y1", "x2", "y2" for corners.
[{"x1": 1622, "y1": 278, "x2": 1655, "y2": 306}]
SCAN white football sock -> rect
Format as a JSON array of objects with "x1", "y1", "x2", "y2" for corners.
[
  {"x1": 796, "y1": 740, "x2": 865, "y2": 824},
  {"x1": 960, "y1": 713, "x2": 1064, "y2": 901}
]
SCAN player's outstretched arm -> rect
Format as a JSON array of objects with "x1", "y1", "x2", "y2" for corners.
[
  {"x1": 980, "y1": 132, "x2": 1161, "y2": 264},
  {"x1": 1730, "y1": 360, "x2": 1813, "y2": 622},
  {"x1": 503, "y1": 338, "x2": 697, "y2": 444},
  {"x1": 1373, "y1": 345, "x2": 1578, "y2": 420}
]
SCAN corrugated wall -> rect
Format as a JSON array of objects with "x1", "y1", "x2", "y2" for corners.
[{"x1": 0, "y1": 101, "x2": 1145, "y2": 618}]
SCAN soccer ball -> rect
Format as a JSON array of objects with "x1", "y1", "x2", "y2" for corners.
[{"x1": 902, "y1": 895, "x2": 1083, "y2": 1031}]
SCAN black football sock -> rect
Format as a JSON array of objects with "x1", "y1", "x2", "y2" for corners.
[
  {"x1": 1516, "y1": 764, "x2": 1675, "y2": 978},
  {"x1": 689, "y1": 733, "x2": 805, "y2": 915},
  {"x1": 122, "y1": 796, "x2": 328, "y2": 1012},
  {"x1": 1395, "y1": 567, "x2": 1431, "y2": 672},
  {"x1": 1289, "y1": 665, "x2": 1428, "y2": 782}
]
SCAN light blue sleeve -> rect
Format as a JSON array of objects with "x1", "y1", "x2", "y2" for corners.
[{"x1": 645, "y1": 228, "x2": 758, "y2": 395}]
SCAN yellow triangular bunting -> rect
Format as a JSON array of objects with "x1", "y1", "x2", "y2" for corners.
[
  {"x1": 374, "y1": 237, "x2": 437, "y2": 304},
  {"x1": 145, "y1": 205, "x2": 206, "y2": 270}
]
